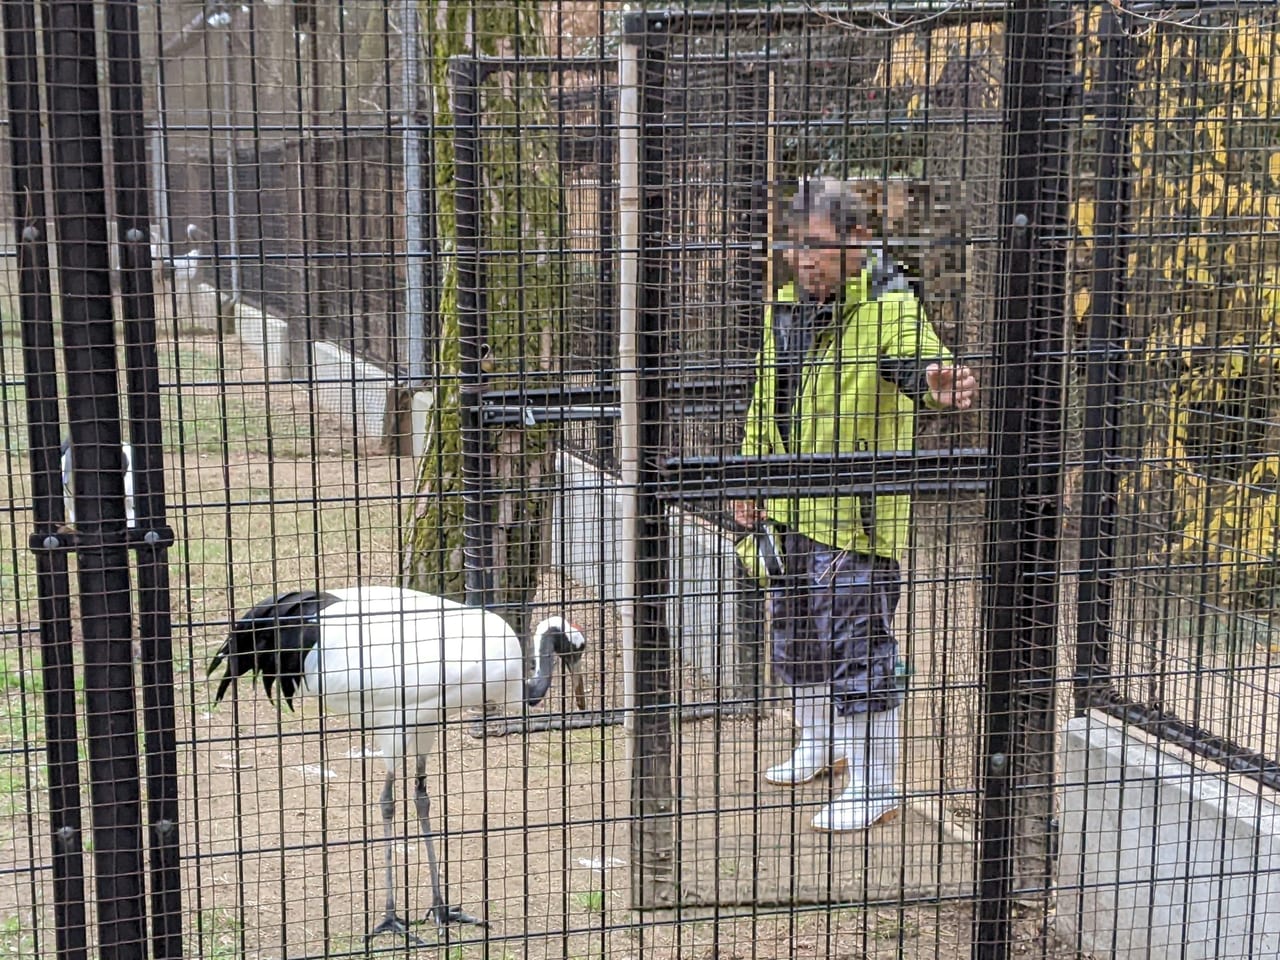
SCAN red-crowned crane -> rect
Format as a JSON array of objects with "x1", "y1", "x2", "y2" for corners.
[{"x1": 207, "y1": 584, "x2": 587, "y2": 944}]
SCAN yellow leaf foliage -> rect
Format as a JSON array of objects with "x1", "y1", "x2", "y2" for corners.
[
  {"x1": 1087, "y1": 9, "x2": 1280, "y2": 611},
  {"x1": 875, "y1": 24, "x2": 1001, "y2": 110}
]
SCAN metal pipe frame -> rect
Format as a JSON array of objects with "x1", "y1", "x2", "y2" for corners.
[
  {"x1": 105, "y1": 1, "x2": 183, "y2": 955},
  {"x1": 41, "y1": 1, "x2": 147, "y2": 957},
  {"x1": 618, "y1": 23, "x2": 677, "y2": 912},
  {"x1": 401, "y1": 0, "x2": 428, "y2": 386},
  {"x1": 1073, "y1": 5, "x2": 1133, "y2": 714},
  {"x1": 2, "y1": 3, "x2": 89, "y2": 957},
  {"x1": 974, "y1": 3, "x2": 1074, "y2": 957},
  {"x1": 451, "y1": 56, "x2": 495, "y2": 610}
]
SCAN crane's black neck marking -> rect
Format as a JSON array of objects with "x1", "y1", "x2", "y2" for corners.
[{"x1": 525, "y1": 622, "x2": 578, "y2": 707}]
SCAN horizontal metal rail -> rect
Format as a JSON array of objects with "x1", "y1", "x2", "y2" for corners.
[
  {"x1": 655, "y1": 449, "x2": 994, "y2": 500},
  {"x1": 1088, "y1": 690, "x2": 1280, "y2": 796}
]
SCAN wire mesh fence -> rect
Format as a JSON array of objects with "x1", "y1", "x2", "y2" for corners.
[{"x1": 2, "y1": 2, "x2": 1280, "y2": 959}]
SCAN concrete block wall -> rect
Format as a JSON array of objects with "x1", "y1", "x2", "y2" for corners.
[
  {"x1": 1056, "y1": 711, "x2": 1280, "y2": 959},
  {"x1": 309, "y1": 337, "x2": 389, "y2": 439},
  {"x1": 550, "y1": 452, "x2": 625, "y2": 602},
  {"x1": 232, "y1": 296, "x2": 290, "y2": 372},
  {"x1": 167, "y1": 274, "x2": 224, "y2": 334},
  {"x1": 229, "y1": 292, "x2": 387, "y2": 440}
]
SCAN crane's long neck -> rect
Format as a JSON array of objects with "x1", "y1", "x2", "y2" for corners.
[{"x1": 523, "y1": 636, "x2": 557, "y2": 708}]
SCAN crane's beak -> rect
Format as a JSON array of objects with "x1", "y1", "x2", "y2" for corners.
[{"x1": 571, "y1": 668, "x2": 587, "y2": 712}]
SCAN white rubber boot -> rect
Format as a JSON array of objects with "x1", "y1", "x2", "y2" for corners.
[
  {"x1": 811, "y1": 706, "x2": 901, "y2": 832},
  {"x1": 765, "y1": 686, "x2": 845, "y2": 786}
]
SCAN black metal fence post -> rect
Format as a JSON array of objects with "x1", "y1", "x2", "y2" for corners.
[
  {"x1": 595, "y1": 95, "x2": 617, "y2": 462},
  {"x1": 42, "y1": 1, "x2": 147, "y2": 956},
  {"x1": 3, "y1": 3, "x2": 90, "y2": 957},
  {"x1": 452, "y1": 56, "x2": 496, "y2": 610},
  {"x1": 105, "y1": 1, "x2": 183, "y2": 956},
  {"x1": 730, "y1": 61, "x2": 770, "y2": 708},
  {"x1": 975, "y1": 2, "x2": 1073, "y2": 957},
  {"x1": 635, "y1": 18, "x2": 676, "y2": 909},
  {"x1": 1074, "y1": 5, "x2": 1133, "y2": 715},
  {"x1": 1011, "y1": 6, "x2": 1073, "y2": 897},
  {"x1": 974, "y1": 207, "x2": 1030, "y2": 960},
  {"x1": 619, "y1": 12, "x2": 677, "y2": 911}
]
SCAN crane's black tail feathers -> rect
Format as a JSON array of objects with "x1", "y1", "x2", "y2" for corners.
[{"x1": 209, "y1": 590, "x2": 341, "y2": 710}]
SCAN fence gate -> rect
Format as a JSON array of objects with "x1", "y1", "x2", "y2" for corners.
[{"x1": 611, "y1": 6, "x2": 1073, "y2": 956}]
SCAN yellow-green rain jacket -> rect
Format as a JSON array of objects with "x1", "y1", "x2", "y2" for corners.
[{"x1": 738, "y1": 264, "x2": 952, "y2": 572}]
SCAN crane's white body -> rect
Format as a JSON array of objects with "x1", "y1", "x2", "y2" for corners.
[{"x1": 300, "y1": 585, "x2": 526, "y2": 767}]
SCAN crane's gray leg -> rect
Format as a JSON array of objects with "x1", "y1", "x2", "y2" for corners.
[
  {"x1": 413, "y1": 754, "x2": 487, "y2": 929},
  {"x1": 367, "y1": 769, "x2": 428, "y2": 947}
]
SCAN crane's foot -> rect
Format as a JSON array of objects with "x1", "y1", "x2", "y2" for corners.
[
  {"x1": 428, "y1": 903, "x2": 488, "y2": 930},
  {"x1": 366, "y1": 914, "x2": 429, "y2": 948}
]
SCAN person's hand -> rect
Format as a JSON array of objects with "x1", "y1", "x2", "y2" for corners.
[
  {"x1": 731, "y1": 500, "x2": 765, "y2": 529},
  {"x1": 925, "y1": 363, "x2": 978, "y2": 410}
]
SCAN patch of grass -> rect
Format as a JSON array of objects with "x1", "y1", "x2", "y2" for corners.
[
  {"x1": 159, "y1": 390, "x2": 319, "y2": 459},
  {"x1": 538, "y1": 725, "x2": 616, "y2": 767},
  {"x1": 161, "y1": 343, "x2": 225, "y2": 383},
  {"x1": 566, "y1": 726, "x2": 612, "y2": 765},
  {"x1": 171, "y1": 487, "x2": 402, "y2": 632},
  {"x1": 873, "y1": 913, "x2": 921, "y2": 941},
  {"x1": 0, "y1": 652, "x2": 41, "y2": 698},
  {"x1": 192, "y1": 907, "x2": 243, "y2": 960},
  {"x1": 156, "y1": 336, "x2": 336, "y2": 459},
  {"x1": 0, "y1": 753, "x2": 41, "y2": 818},
  {"x1": 0, "y1": 330, "x2": 321, "y2": 480},
  {"x1": 0, "y1": 651, "x2": 46, "y2": 819},
  {"x1": 574, "y1": 889, "x2": 605, "y2": 915},
  {"x1": 323, "y1": 932, "x2": 371, "y2": 957},
  {"x1": 0, "y1": 652, "x2": 42, "y2": 749},
  {"x1": 0, "y1": 647, "x2": 89, "y2": 757},
  {"x1": 0, "y1": 717, "x2": 24, "y2": 763},
  {"x1": 0, "y1": 333, "x2": 37, "y2": 630},
  {"x1": 0, "y1": 914, "x2": 36, "y2": 959}
]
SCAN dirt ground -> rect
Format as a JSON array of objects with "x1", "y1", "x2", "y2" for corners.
[{"x1": 0, "y1": 315, "x2": 1086, "y2": 959}]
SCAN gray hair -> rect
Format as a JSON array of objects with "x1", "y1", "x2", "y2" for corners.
[{"x1": 782, "y1": 178, "x2": 871, "y2": 240}]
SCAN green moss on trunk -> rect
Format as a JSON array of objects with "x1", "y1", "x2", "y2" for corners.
[{"x1": 404, "y1": 1, "x2": 560, "y2": 641}]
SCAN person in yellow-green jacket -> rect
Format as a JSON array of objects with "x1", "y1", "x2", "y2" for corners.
[{"x1": 732, "y1": 179, "x2": 977, "y2": 833}]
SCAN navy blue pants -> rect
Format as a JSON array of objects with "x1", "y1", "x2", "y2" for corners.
[{"x1": 768, "y1": 530, "x2": 903, "y2": 716}]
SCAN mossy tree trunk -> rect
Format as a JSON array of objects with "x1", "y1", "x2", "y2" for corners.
[{"x1": 404, "y1": 0, "x2": 561, "y2": 643}]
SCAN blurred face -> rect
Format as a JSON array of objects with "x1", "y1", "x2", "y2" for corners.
[{"x1": 790, "y1": 215, "x2": 869, "y2": 301}]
